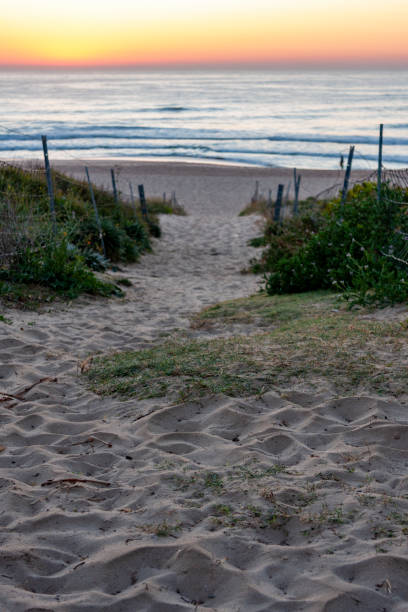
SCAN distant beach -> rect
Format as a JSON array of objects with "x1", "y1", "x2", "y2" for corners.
[
  {"x1": 49, "y1": 159, "x2": 373, "y2": 213},
  {"x1": 1, "y1": 69, "x2": 408, "y2": 168}
]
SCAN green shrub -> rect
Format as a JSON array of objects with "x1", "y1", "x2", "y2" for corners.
[
  {"x1": 250, "y1": 214, "x2": 324, "y2": 274},
  {"x1": 264, "y1": 183, "x2": 408, "y2": 306},
  {"x1": 0, "y1": 164, "x2": 165, "y2": 303},
  {"x1": 81, "y1": 248, "x2": 109, "y2": 271},
  {"x1": 147, "y1": 218, "x2": 161, "y2": 238},
  {"x1": 1, "y1": 239, "x2": 119, "y2": 299},
  {"x1": 121, "y1": 234, "x2": 140, "y2": 262},
  {"x1": 124, "y1": 220, "x2": 151, "y2": 251}
]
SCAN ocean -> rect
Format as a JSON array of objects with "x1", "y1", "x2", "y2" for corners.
[{"x1": 0, "y1": 69, "x2": 407, "y2": 169}]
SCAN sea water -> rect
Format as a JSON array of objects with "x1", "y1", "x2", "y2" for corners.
[{"x1": 0, "y1": 69, "x2": 407, "y2": 169}]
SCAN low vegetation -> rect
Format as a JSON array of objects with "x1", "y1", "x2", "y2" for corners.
[
  {"x1": 248, "y1": 183, "x2": 408, "y2": 307},
  {"x1": 86, "y1": 291, "x2": 408, "y2": 401},
  {"x1": 0, "y1": 163, "x2": 183, "y2": 306}
]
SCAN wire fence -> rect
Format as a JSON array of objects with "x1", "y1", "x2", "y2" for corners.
[
  {"x1": 0, "y1": 146, "x2": 176, "y2": 269},
  {"x1": 377, "y1": 167, "x2": 408, "y2": 267},
  {"x1": 1, "y1": 129, "x2": 408, "y2": 270}
]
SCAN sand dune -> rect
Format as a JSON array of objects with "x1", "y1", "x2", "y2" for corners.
[{"x1": 1, "y1": 162, "x2": 408, "y2": 611}]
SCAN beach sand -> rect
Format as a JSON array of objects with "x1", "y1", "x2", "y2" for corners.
[
  {"x1": 1, "y1": 161, "x2": 407, "y2": 611},
  {"x1": 50, "y1": 160, "x2": 373, "y2": 213}
]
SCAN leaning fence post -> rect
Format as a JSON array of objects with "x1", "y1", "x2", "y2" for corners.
[
  {"x1": 110, "y1": 168, "x2": 119, "y2": 206},
  {"x1": 129, "y1": 182, "x2": 138, "y2": 218},
  {"x1": 85, "y1": 167, "x2": 106, "y2": 258},
  {"x1": 274, "y1": 184, "x2": 284, "y2": 223},
  {"x1": 41, "y1": 135, "x2": 57, "y2": 234},
  {"x1": 138, "y1": 184, "x2": 148, "y2": 220},
  {"x1": 377, "y1": 123, "x2": 384, "y2": 203},
  {"x1": 340, "y1": 145, "x2": 355, "y2": 206}
]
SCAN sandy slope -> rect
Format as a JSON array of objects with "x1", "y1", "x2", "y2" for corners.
[{"x1": 1, "y1": 162, "x2": 408, "y2": 611}]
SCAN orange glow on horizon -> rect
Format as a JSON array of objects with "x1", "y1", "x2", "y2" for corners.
[{"x1": 1, "y1": 0, "x2": 408, "y2": 68}]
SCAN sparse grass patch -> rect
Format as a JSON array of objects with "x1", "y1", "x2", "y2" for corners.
[
  {"x1": 153, "y1": 521, "x2": 182, "y2": 537},
  {"x1": 0, "y1": 280, "x2": 58, "y2": 310},
  {"x1": 194, "y1": 290, "x2": 334, "y2": 328},
  {"x1": 86, "y1": 291, "x2": 408, "y2": 401},
  {"x1": 204, "y1": 472, "x2": 224, "y2": 491},
  {"x1": 239, "y1": 199, "x2": 270, "y2": 216},
  {"x1": 145, "y1": 199, "x2": 186, "y2": 216}
]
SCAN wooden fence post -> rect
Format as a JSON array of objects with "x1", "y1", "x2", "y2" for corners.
[
  {"x1": 377, "y1": 123, "x2": 384, "y2": 203},
  {"x1": 110, "y1": 168, "x2": 119, "y2": 206},
  {"x1": 138, "y1": 184, "x2": 148, "y2": 220},
  {"x1": 285, "y1": 180, "x2": 291, "y2": 202},
  {"x1": 252, "y1": 180, "x2": 260, "y2": 203},
  {"x1": 85, "y1": 166, "x2": 106, "y2": 258},
  {"x1": 129, "y1": 182, "x2": 138, "y2": 217},
  {"x1": 41, "y1": 135, "x2": 57, "y2": 234},
  {"x1": 293, "y1": 168, "x2": 301, "y2": 216},
  {"x1": 267, "y1": 188, "x2": 272, "y2": 215},
  {"x1": 274, "y1": 184, "x2": 284, "y2": 223},
  {"x1": 340, "y1": 145, "x2": 355, "y2": 206}
]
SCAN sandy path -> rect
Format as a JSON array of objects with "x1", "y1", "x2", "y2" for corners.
[
  {"x1": 0, "y1": 171, "x2": 262, "y2": 611},
  {"x1": 1, "y1": 163, "x2": 408, "y2": 611}
]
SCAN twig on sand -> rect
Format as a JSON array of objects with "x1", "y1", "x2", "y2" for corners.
[
  {"x1": 78, "y1": 356, "x2": 93, "y2": 374},
  {"x1": 41, "y1": 477, "x2": 111, "y2": 488},
  {"x1": 72, "y1": 436, "x2": 112, "y2": 448},
  {"x1": 0, "y1": 377, "x2": 57, "y2": 402},
  {"x1": 73, "y1": 561, "x2": 86, "y2": 570}
]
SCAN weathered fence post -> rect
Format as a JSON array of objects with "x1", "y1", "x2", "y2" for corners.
[
  {"x1": 110, "y1": 168, "x2": 119, "y2": 206},
  {"x1": 267, "y1": 188, "x2": 272, "y2": 215},
  {"x1": 340, "y1": 145, "x2": 355, "y2": 206},
  {"x1": 285, "y1": 181, "x2": 291, "y2": 202},
  {"x1": 274, "y1": 184, "x2": 284, "y2": 223},
  {"x1": 41, "y1": 135, "x2": 57, "y2": 234},
  {"x1": 129, "y1": 182, "x2": 138, "y2": 217},
  {"x1": 138, "y1": 184, "x2": 148, "y2": 220},
  {"x1": 377, "y1": 123, "x2": 384, "y2": 203},
  {"x1": 283, "y1": 181, "x2": 291, "y2": 219},
  {"x1": 85, "y1": 166, "x2": 106, "y2": 258},
  {"x1": 252, "y1": 180, "x2": 260, "y2": 203},
  {"x1": 293, "y1": 168, "x2": 301, "y2": 216},
  {"x1": 163, "y1": 192, "x2": 166, "y2": 204}
]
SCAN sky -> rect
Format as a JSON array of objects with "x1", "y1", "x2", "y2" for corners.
[{"x1": 1, "y1": 0, "x2": 408, "y2": 68}]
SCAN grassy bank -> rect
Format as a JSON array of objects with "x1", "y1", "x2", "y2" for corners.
[{"x1": 0, "y1": 163, "x2": 183, "y2": 307}]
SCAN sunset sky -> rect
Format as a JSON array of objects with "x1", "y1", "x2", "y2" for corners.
[{"x1": 1, "y1": 0, "x2": 408, "y2": 68}]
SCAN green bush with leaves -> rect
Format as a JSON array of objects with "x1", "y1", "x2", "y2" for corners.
[
  {"x1": 263, "y1": 183, "x2": 408, "y2": 306},
  {"x1": 0, "y1": 163, "x2": 168, "y2": 303},
  {"x1": 250, "y1": 214, "x2": 324, "y2": 274},
  {"x1": 0, "y1": 238, "x2": 120, "y2": 299}
]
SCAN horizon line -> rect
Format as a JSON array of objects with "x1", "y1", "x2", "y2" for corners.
[{"x1": 1, "y1": 60, "x2": 408, "y2": 71}]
